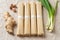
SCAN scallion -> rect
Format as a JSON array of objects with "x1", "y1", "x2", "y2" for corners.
[{"x1": 38, "y1": 0, "x2": 58, "y2": 32}]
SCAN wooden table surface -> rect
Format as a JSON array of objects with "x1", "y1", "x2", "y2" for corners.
[{"x1": 0, "y1": 0, "x2": 60, "y2": 40}]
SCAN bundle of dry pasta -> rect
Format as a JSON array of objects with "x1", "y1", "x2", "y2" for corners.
[
  {"x1": 30, "y1": 2, "x2": 37, "y2": 36},
  {"x1": 36, "y1": 2, "x2": 44, "y2": 36},
  {"x1": 16, "y1": 2, "x2": 24, "y2": 36},
  {"x1": 24, "y1": 2, "x2": 31, "y2": 36},
  {"x1": 16, "y1": 2, "x2": 44, "y2": 36}
]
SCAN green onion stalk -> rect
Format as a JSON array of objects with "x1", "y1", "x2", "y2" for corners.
[{"x1": 38, "y1": 0, "x2": 58, "y2": 32}]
